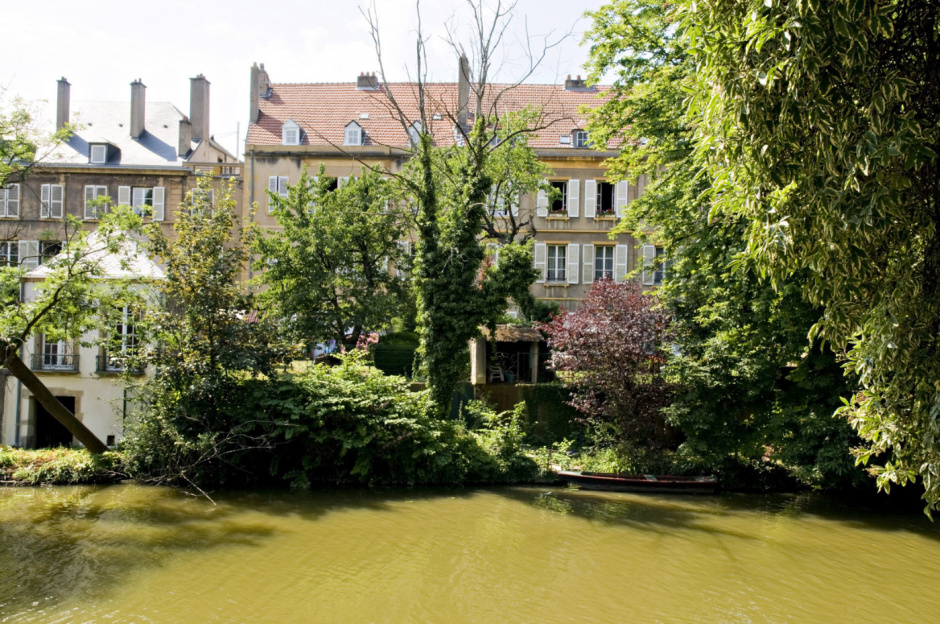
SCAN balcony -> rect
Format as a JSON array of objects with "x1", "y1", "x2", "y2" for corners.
[
  {"x1": 30, "y1": 353, "x2": 79, "y2": 372},
  {"x1": 96, "y1": 354, "x2": 144, "y2": 375}
]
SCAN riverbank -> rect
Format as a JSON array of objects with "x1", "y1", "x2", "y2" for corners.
[{"x1": 0, "y1": 446, "x2": 124, "y2": 486}]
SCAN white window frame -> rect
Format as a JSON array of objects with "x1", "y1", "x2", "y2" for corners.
[
  {"x1": 84, "y1": 185, "x2": 108, "y2": 220},
  {"x1": 546, "y1": 244, "x2": 567, "y2": 282},
  {"x1": 550, "y1": 181, "x2": 567, "y2": 214},
  {"x1": 42, "y1": 335, "x2": 73, "y2": 370},
  {"x1": 268, "y1": 176, "x2": 289, "y2": 213},
  {"x1": 597, "y1": 181, "x2": 616, "y2": 216},
  {"x1": 0, "y1": 241, "x2": 18, "y2": 266},
  {"x1": 282, "y1": 120, "x2": 301, "y2": 146},
  {"x1": 40, "y1": 184, "x2": 65, "y2": 219},
  {"x1": 90, "y1": 145, "x2": 107, "y2": 164},
  {"x1": 573, "y1": 130, "x2": 589, "y2": 148},
  {"x1": 107, "y1": 306, "x2": 139, "y2": 371},
  {"x1": 595, "y1": 245, "x2": 615, "y2": 281},
  {"x1": 1, "y1": 184, "x2": 20, "y2": 218},
  {"x1": 132, "y1": 187, "x2": 154, "y2": 216},
  {"x1": 344, "y1": 122, "x2": 363, "y2": 146}
]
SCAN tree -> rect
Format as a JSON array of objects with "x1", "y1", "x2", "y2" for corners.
[
  {"x1": 539, "y1": 280, "x2": 673, "y2": 451},
  {"x1": 256, "y1": 167, "x2": 411, "y2": 349},
  {"x1": 583, "y1": 0, "x2": 861, "y2": 486},
  {"x1": 363, "y1": 0, "x2": 565, "y2": 411},
  {"x1": 125, "y1": 177, "x2": 291, "y2": 487},
  {"x1": 0, "y1": 209, "x2": 143, "y2": 452},
  {"x1": 678, "y1": 0, "x2": 940, "y2": 507}
]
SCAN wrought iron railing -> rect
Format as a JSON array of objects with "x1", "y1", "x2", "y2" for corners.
[{"x1": 30, "y1": 353, "x2": 79, "y2": 372}]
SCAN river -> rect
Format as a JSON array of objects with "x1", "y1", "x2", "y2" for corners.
[{"x1": 1, "y1": 483, "x2": 938, "y2": 623}]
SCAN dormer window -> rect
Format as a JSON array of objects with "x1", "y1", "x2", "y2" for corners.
[
  {"x1": 90, "y1": 144, "x2": 108, "y2": 164},
  {"x1": 344, "y1": 121, "x2": 363, "y2": 146},
  {"x1": 282, "y1": 120, "x2": 301, "y2": 146},
  {"x1": 573, "y1": 129, "x2": 590, "y2": 148},
  {"x1": 408, "y1": 121, "x2": 422, "y2": 147}
]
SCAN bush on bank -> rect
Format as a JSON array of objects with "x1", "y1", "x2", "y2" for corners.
[{"x1": 0, "y1": 446, "x2": 124, "y2": 486}]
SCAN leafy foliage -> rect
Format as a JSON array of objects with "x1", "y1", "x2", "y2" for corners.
[
  {"x1": 0, "y1": 446, "x2": 123, "y2": 485},
  {"x1": 678, "y1": 0, "x2": 940, "y2": 507},
  {"x1": 539, "y1": 280, "x2": 673, "y2": 449},
  {"x1": 257, "y1": 167, "x2": 412, "y2": 348}
]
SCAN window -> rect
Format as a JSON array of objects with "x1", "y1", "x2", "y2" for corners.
[
  {"x1": 642, "y1": 244, "x2": 667, "y2": 286},
  {"x1": 595, "y1": 246, "x2": 614, "y2": 281},
  {"x1": 42, "y1": 335, "x2": 73, "y2": 370},
  {"x1": 344, "y1": 122, "x2": 363, "y2": 146},
  {"x1": 408, "y1": 121, "x2": 422, "y2": 147},
  {"x1": 453, "y1": 125, "x2": 465, "y2": 147},
  {"x1": 597, "y1": 181, "x2": 615, "y2": 215},
  {"x1": 39, "y1": 241, "x2": 62, "y2": 265},
  {"x1": 132, "y1": 187, "x2": 153, "y2": 216},
  {"x1": 282, "y1": 120, "x2": 301, "y2": 146},
  {"x1": 655, "y1": 247, "x2": 667, "y2": 285},
  {"x1": 573, "y1": 130, "x2": 590, "y2": 148},
  {"x1": 90, "y1": 144, "x2": 107, "y2": 164},
  {"x1": 558, "y1": 135, "x2": 571, "y2": 145},
  {"x1": 83, "y1": 185, "x2": 108, "y2": 219},
  {"x1": 40, "y1": 184, "x2": 64, "y2": 219},
  {"x1": 0, "y1": 241, "x2": 18, "y2": 266},
  {"x1": 547, "y1": 244, "x2": 566, "y2": 282},
  {"x1": 550, "y1": 181, "x2": 567, "y2": 213},
  {"x1": 105, "y1": 306, "x2": 140, "y2": 372},
  {"x1": 268, "y1": 176, "x2": 289, "y2": 213},
  {"x1": 0, "y1": 184, "x2": 20, "y2": 217}
]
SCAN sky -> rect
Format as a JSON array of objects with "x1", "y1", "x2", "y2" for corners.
[{"x1": 3, "y1": 0, "x2": 607, "y2": 158}]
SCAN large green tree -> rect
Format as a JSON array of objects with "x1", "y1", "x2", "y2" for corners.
[
  {"x1": 257, "y1": 167, "x2": 411, "y2": 349},
  {"x1": 677, "y1": 0, "x2": 940, "y2": 507},
  {"x1": 583, "y1": 0, "x2": 861, "y2": 486}
]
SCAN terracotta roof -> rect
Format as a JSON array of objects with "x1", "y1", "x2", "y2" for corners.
[{"x1": 247, "y1": 82, "x2": 615, "y2": 150}]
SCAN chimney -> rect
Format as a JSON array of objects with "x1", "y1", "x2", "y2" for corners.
[
  {"x1": 179, "y1": 117, "x2": 192, "y2": 157},
  {"x1": 356, "y1": 72, "x2": 380, "y2": 90},
  {"x1": 250, "y1": 63, "x2": 260, "y2": 123},
  {"x1": 564, "y1": 74, "x2": 588, "y2": 91},
  {"x1": 56, "y1": 77, "x2": 70, "y2": 131},
  {"x1": 457, "y1": 54, "x2": 470, "y2": 130},
  {"x1": 130, "y1": 79, "x2": 146, "y2": 139},
  {"x1": 190, "y1": 74, "x2": 210, "y2": 142}
]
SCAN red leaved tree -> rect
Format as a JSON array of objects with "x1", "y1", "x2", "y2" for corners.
[{"x1": 539, "y1": 279, "x2": 673, "y2": 449}]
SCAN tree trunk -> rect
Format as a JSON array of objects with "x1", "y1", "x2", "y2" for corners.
[{"x1": 4, "y1": 353, "x2": 108, "y2": 453}]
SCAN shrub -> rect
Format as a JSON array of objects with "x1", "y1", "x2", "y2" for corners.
[{"x1": 0, "y1": 446, "x2": 124, "y2": 485}]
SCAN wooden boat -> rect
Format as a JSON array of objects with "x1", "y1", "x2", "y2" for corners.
[{"x1": 556, "y1": 470, "x2": 719, "y2": 494}]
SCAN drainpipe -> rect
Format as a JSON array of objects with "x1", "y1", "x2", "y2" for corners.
[
  {"x1": 13, "y1": 279, "x2": 25, "y2": 446},
  {"x1": 248, "y1": 147, "x2": 255, "y2": 281}
]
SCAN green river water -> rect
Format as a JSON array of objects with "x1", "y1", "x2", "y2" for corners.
[{"x1": 1, "y1": 483, "x2": 938, "y2": 623}]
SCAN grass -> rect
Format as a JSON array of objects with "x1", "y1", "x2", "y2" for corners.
[{"x1": 0, "y1": 446, "x2": 125, "y2": 486}]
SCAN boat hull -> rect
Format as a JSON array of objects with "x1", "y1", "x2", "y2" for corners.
[{"x1": 556, "y1": 471, "x2": 718, "y2": 494}]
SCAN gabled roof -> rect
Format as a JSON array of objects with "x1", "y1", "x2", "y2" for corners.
[
  {"x1": 247, "y1": 82, "x2": 615, "y2": 150},
  {"x1": 47, "y1": 101, "x2": 191, "y2": 168}
]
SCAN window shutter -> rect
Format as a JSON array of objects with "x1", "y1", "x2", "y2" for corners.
[
  {"x1": 534, "y1": 243, "x2": 547, "y2": 283},
  {"x1": 51, "y1": 185, "x2": 64, "y2": 218},
  {"x1": 84, "y1": 186, "x2": 96, "y2": 219},
  {"x1": 641, "y1": 244, "x2": 656, "y2": 285},
  {"x1": 637, "y1": 174, "x2": 647, "y2": 198},
  {"x1": 616, "y1": 181, "x2": 629, "y2": 218},
  {"x1": 278, "y1": 176, "x2": 289, "y2": 197},
  {"x1": 615, "y1": 244, "x2": 628, "y2": 284},
  {"x1": 567, "y1": 179, "x2": 580, "y2": 218},
  {"x1": 118, "y1": 186, "x2": 131, "y2": 207},
  {"x1": 152, "y1": 186, "x2": 165, "y2": 221},
  {"x1": 566, "y1": 243, "x2": 579, "y2": 284},
  {"x1": 40, "y1": 184, "x2": 50, "y2": 218},
  {"x1": 584, "y1": 180, "x2": 596, "y2": 218},
  {"x1": 582, "y1": 244, "x2": 594, "y2": 284},
  {"x1": 6, "y1": 184, "x2": 19, "y2": 217},
  {"x1": 536, "y1": 183, "x2": 548, "y2": 217},
  {"x1": 268, "y1": 176, "x2": 278, "y2": 194},
  {"x1": 511, "y1": 192, "x2": 519, "y2": 217},
  {"x1": 20, "y1": 240, "x2": 40, "y2": 268}
]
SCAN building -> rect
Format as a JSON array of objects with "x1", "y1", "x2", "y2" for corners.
[
  {"x1": 1, "y1": 233, "x2": 163, "y2": 448},
  {"x1": 0, "y1": 75, "x2": 241, "y2": 271},
  {"x1": 243, "y1": 62, "x2": 657, "y2": 311}
]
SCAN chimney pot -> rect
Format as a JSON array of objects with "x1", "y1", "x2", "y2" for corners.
[{"x1": 356, "y1": 72, "x2": 380, "y2": 90}]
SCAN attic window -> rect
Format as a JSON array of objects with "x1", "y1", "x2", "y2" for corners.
[
  {"x1": 573, "y1": 130, "x2": 590, "y2": 148},
  {"x1": 90, "y1": 144, "x2": 107, "y2": 164},
  {"x1": 558, "y1": 135, "x2": 571, "y2": 145},
  {"x1": 282, "y1": 120, "x2": 301, "y2": 146},
  {"x1": 344, "y1": 121, "x2": 363, "y2": 146},
  {"x1": 432, "y1": 113, "x2": 442, "y2": 121}
]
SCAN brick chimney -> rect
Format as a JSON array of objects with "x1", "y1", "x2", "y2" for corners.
[
  {"x1": 179, "y1": 117, "x2": 192, "y2": 157},
  {"x1": 56, "y1": 77, "x2": 70, "y2": 131},
  {"x1": 457, "y1": 54, "x2": 470, "y2": 130},
  {"x1": 564, "y1": 75, "x2": 589, "y2": 91},
  {"x1": 130, "y1": 79, "x2": 146, "y2": 139},
  {"x1": 190, "y1": 74, "x2": 210, "y2": 142},
  {"x1": 356, "y1": 72, "x2": 380, "y2": 90},
  {"x1": 250, "y1": 62, "x2": 272, "y2": 123}
]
